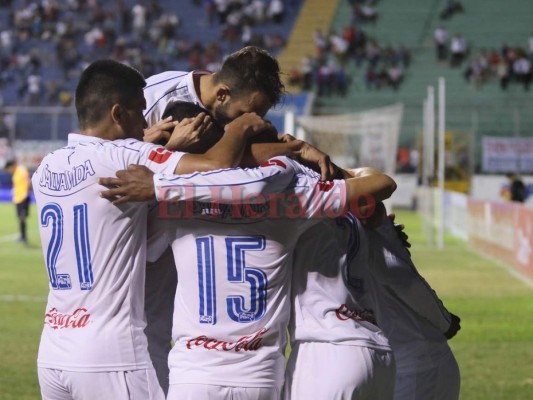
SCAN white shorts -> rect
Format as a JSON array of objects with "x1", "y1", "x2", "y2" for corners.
[
  {"x1": 144, "y1": 247, "x2": 177, "y2": 394},
  {"x1": 38, "y1": 367, "x2": 165, "y2": 400},
  {"x1": 394, "y1": 349, "x2": 460, "y2": 400},
  {"x1": 284, "y1": 342, "x2": 396, "y2": 400},
  {"x1": 168, "y1": 383, "x2": 281, "y2": 400}
]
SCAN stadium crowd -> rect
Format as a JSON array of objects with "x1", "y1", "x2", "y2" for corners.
[
  {"x1": 0, "y1": 0, "x2": 297, "y2": 107},
  {"x1": 288, "y1": 0, "x2": 411, "y2": 95}
]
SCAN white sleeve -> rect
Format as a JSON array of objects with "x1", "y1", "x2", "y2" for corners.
[
  {"x1": 100, "y1": 139, "x2": 185, "y2": 174},
  {"x1": 367, "y1": 219, "x2": 452, "y2": 333},
  {"x1": 287, "y1": 159, "x2": 347, "y2": 220},
  {"x1": 152, "y1": 156, "x2": 296, "y2": 204}
]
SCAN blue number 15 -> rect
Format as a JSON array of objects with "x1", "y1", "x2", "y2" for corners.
[
  {"x1": 40, "y1": 203, "x2": 94, "y2": 291},
  {"x1": 196, "y1": 235, "x2": 267, "y2": 325}
]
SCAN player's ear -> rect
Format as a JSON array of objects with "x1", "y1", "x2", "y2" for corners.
[
  {"x1": 110, "y1": 103, "x2": 123, "y2": 124},
  {"x1": 215, "y1": 85, "x2": 231, "y2": 104}
]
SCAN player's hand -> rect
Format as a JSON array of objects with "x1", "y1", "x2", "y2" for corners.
[
  {"x1": 166, "y1": 113, "x2": 213, "y2": 151},
  {"x1": 444, "y1": 313, "x2": 461, "y2": 340},
  {"x1": 99, "y1": 165, "x2": 155, "y2": 205},
  {"x1": 143, "y1": 116, "x2": 178, "y2": 145},
  {"x1": 279, "y1": 133, "x2": 297, "y2": 143},
  {"x1": 225, "y1": 113, "x2": 277, "y2": 139},
  {"x1": 388, "y1": 213, "x2": 412, "y2": 253},
  {"x1": 296, "y1": 141, "x2": 339, "y2": 181}
]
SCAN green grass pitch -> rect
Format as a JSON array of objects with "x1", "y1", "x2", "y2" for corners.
[{"x1": 0, "y1": 203, "x2": 532, "y2": 399}]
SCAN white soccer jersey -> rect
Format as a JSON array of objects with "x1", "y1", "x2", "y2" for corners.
[
  {"x1": 143, "y1": 70, "x2": 211, "y2": 127},
  {"x1": 350, "y1": 218, "x2": 453, "y2": 373},
  {"x1": 32, "y1": 134, "x2": 184, "y2": 372},
  {"x1": 150, "y1": 157, "x2": 347, "y2": 388},
  {"x1": 289, "y1": 215, "x2": 390, "y2": 350}
]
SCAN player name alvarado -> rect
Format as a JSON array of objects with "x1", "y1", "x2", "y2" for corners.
[
  {"x1": 39, "y1": 160, "x2": 95, "y2": 192},
  {"x1": 186, "y1": 328, "x2": 268, "y2": 352}
]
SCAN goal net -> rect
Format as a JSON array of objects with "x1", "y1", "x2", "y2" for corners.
[{"x1": 294, "y1": 103, "x2": 404, "y2": 176}]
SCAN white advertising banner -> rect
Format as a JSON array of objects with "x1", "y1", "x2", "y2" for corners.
[{"x1": 482, "y1": 137, "x2": 533, "y2": 173}]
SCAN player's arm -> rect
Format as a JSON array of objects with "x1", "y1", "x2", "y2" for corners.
[
  {"x1": 241, "y1": 133, "x2": 339, "y2": 181},
  {"x1": 99, "y1": 157, "x2": 295, "y2": 205},
  {"x1": 343, "y1": 170, "x2": 396, "y2": 218},
  {"x1": 172, "y1": 113, "x2": 276, "y2": 174}
]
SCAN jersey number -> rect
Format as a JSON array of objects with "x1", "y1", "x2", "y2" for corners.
[
  {"x1": 40, "y1": 203, "x2": 94, "y2": 290},
  {"x1": 196, "y1": 236, "x2": 267, "y2": 325}
]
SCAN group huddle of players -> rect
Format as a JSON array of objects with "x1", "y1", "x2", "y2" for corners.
[{"x1": 33, "y1": 47, "x2": 461, "y2": 400}]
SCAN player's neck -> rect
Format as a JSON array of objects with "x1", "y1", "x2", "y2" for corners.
[{"x1": 197, "y1": 74, "x2": 216, "y2": 112}]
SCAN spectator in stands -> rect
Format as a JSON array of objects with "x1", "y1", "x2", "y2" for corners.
[
  {"x1": 496, "y1": 59, "x2": 510, "y2": 90},
  {"x1": 26, "y1": 73, "x2": 41, "y2": 105},
  {"x1": 215, "y1": 0, "x2": 230, "y2": 24},
  {"x1": 5, "y1": 158, "x2": 31, "y2": 244},
  {"x1": 131, "y1": 1, "x2": 147, "y2": 39},
  {"x1": 440, "y1": 0, "x2": 464, "y2": 20},
  {"x1": 268, "y1": 0, "x2": 284, "y2": 24},
  {"x1": 505, "y1": 173, "x2": 527, "y2": 203},
  {"x1": 513, "y1": 56, "x2": 532, "y2": 91},
  {"x1": 449, "y1": 33, "x2": 467, "y2": 67},
  {"x1": 330, "y1": 30, "x2": 349, "y2": 65},
  {"x1": 334, "y1": 67, "x2": 349, "y2": 96},
  {"x1": 434, "y1": 27, "x2": 448, "y2": 61},
  {"x1": 366, "y1": 39, "x2": 381, "y2": 68},
  {"x1": 387, "y1": 64, "x2": 403, "y2": 91}
]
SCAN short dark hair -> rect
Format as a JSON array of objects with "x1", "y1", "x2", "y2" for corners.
[
  {"x1": 75, "y1": 60, "x2": 146, "y2": 129},
  {"x1": 5, "y1": 160, "x2": 15, "y2": 169},
  {"x1": 213, "y1": 46, "x2": 285, "y2": 106},
  {"x1": 162, "y1": 101, "x2": 224, "y2": 152}
]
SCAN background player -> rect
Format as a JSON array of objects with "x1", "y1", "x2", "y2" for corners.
[
  {"x1": 352, "y1": 211, "x2": 461, "y2": 400},
  {"x1": 5, "y1": 158, "x2": 31, "y2": 244}
]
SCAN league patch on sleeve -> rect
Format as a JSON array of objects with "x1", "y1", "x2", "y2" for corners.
[
  {"x1": 260, "y1": 159, "x2": 287, "y2": 169},
  {"x1": 148, "y1": 148, "x2": 173, "y2": 164},
  {"x1": 317, "y1": 181, "x2": 335, "y2": 192}
]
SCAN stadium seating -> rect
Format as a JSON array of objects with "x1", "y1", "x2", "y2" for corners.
[
  {"x1": 0, "y1": 0, "x2": 302, "y2": 139},
  {"x1": 312, "y1": 0, "x2": 533, "y2": 149}
]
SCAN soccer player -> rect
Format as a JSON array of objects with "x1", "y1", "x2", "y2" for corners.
[
  {"x1": 141, "y1": 47, "x2": 338, "y2": 393},
  {"x1": 143, "y1": 46, "x2": 281, "y2": 129},
  {"x1": 284, "y1": 175, "x2": 397, "y2": 400},
  {"x1": 351, "y1": 213, "x2": 461, "y2": 400},
  {"x1": 5, "y1": 159, "x2": 31, "y2": 243},
  {"x1": 99, "y1": 151, "x2": 396, "y2": 400},
  {"x1": 32, "y1": 59, "x2": 273, "y2": 400}
]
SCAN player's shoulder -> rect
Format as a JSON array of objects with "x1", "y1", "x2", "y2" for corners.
[
  {"x1": 274, "y1": 157, "x2": 322, "y2": 181},
  {"x1": 145, "y1": 70, "x2": 189, "y2": 88}
]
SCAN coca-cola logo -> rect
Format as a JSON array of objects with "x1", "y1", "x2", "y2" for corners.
[
  {"x1": 335, "y1": 304, "x2": 376, "y2": 325},
  {"x1": 44, "y1": 307, "x2": 91, "y2": 330},
  {"x1": 186, "y1": 328, "x2": 268, "y2": 352}
]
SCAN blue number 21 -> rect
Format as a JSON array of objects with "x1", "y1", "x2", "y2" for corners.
[
  {"x1": 40, "y1": 203, "x2": 94, "y2": 291},
  {"x1": 196, "y1": 236, "x2": 267, "y2": 325}
]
